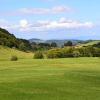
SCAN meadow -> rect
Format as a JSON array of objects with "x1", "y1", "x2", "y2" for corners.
[{"x1": 0, "y1": 56, "x2": 100, "y2": 100}]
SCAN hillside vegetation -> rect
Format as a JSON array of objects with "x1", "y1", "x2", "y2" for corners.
[
  {"x1": 78, "y1": 40, "x2": 100, "y2": 47},
  {"x1": 0, "y1": 28, "x2": 32, "y2": 51},
  {"x1": 0, "y1": 45, "x2": 33, "y2": 60}
]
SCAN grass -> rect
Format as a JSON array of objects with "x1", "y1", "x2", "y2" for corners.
[
  {"x1": 0, "y1": 45, "x2": 33, "y2": 60},
  {"x1": 0, "y1": 45, "x2": 100, "y2": 100},
  {"x1": 0, "y1": 57, "x2": 100, "y2": 100}
]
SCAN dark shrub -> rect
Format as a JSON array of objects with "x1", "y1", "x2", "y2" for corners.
[
  {"x1": 34, "y1": 51, "x2": 44, "y2": 59},
  {"x1": 64, "y1": 41, "x2": 73, "y2": 46},
  {"x1": 47, "y1": 49, "x2": 62, "y2": 58},
  {"x1": 11, "y1": 56, "x2": 18, "y2": 61},
  {"x1": 51, "y1": 42, "x2": 57, "y2": 47}
]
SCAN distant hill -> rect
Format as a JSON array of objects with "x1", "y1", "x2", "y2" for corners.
[
  {"x1": 46, "y1": 39, "x2": 84, "y2": 46},
  {"x1": 1, "y1": 27, "x2": 100, "y2": 50},
  {"x1": 29, "y1": 38, "x2": 84, "y2": 47},
  {"x1": 29, "y1": 38, "x2": 45, "y2": 43}
]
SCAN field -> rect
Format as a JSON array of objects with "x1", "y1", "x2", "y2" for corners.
[
  {"x1": 0, "y1": 55, "x2": 100, "y2": 100},
  {"x1": 0, "y1": 46, "x2": 100, "y2": 100}
]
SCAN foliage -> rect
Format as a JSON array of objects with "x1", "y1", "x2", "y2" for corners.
[
  {"x1": 47, "y1": 46, "x2": 100, "y2": 58},
  {"x1": 31, "y1": 42, "x2": 51, "y2": 51},
  {"x1": 10, "y1": 55, "x2": 18, "y2": 61},
  {"x1": 73, "y1": 50, "x2": 80, "y2": 57},
  {"x1": 47, "y1": 49, "x2": 62, "y2": 58},
  {"x1": 31, "y1": 42, "x2": 58, "y2": 51},
  {"x1": 93, "y1": 42, "x2": 100, "y2": 48},
  {"x1": 0, "y1": 28, "x2": 32, "y2": 52},
  {"x1": 51, "y1": 42, "x2": 57, "y2": 47},
  {"x1": 34, "y1": 51, "x2": 44, "y2": 59},
  {"x1": 64, "y1": 41, "x2": 73, "y2": 46}
]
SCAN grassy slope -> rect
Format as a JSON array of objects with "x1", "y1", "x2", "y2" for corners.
[
  {"x1": 0, "y1": 45, "x2": 33, "y2": 60},
  {"x1": 0, "y1": 57, "x2": 100, "y2": 100},
  {"x1": 78, "y1": 40, "x2": 100, "y2": 47}
]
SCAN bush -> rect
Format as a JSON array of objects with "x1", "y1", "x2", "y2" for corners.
[
  {"x1": 47, "y1": 48, "x2": 74, "y2": 58},
  {"x1": 10, "y1": 56, "x2": 18, "y2": 61},
  {"x1": 61, "y1": 47, "x2": 74, "y2": 58},
  {"x1": 47, "y1": 49, "x2": 62, "y2": 59},
  {"x1": 34, "y1": 51, "x2": 44, "y2": 59},
  {"x1": 46, "y1": 46, "x2": 100, "y2": 59},
  {"x1": 73, "y1": 51, "x2": 80, "y2": 58}
]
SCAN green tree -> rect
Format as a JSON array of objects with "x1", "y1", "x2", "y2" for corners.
[
  {"x1": 51, "y1": 42, "x2": 57, "y2": 47},
  {"x1": 19, "y1": 43, "x2": 26, "y2": 51},
  {"x1": 64, "y1": 41, "x2": 73, "y2": 46}
]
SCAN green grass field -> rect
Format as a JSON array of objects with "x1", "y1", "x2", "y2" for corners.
[{"x1": 0, "y1": 46, "x2": 100, "y2": 100}]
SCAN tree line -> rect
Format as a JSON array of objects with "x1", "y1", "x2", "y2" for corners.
[{"x1": 33, "y1": 46, "x2": 100, "y2": 59}]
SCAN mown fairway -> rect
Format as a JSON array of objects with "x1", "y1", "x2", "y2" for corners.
[{"x1": 0, "y1": 57, "x2": 100, "y2": 100}]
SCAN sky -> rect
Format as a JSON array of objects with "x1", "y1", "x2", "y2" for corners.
[{"x1": 0, "y1": 0, "x2": 100, "y2": 40}]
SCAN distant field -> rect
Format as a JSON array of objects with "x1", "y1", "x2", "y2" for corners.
[{"x1": 0, "y1": 57, "x2": 100, "y2": 100}]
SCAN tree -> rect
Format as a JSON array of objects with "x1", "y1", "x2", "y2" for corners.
[
  {"x1": 64, "y1": 41, "x2": 73, "y2": 46},
  {"x1": 19, "y1": 43, "x2": 26, "y2": 51},
  {"x1": 51, "y1": 42, "x2": 57, "y2": 47},
  {"x1": 0, "y1": 27, "x2": 33, "y2": 51},
  {"x1": 18, "y1": 39, "x2": 32, "y2": 51}
]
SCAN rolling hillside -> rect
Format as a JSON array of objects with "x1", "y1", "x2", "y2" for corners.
[
  {"x1": 0, "y1": 45, "x2": 33, "y2": 61},
  {"x1": 77, "y1": 40, "x2": 100, "y2": 47}
]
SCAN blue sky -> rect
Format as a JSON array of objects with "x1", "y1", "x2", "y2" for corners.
[{"x1": 0, "y1": 0, "x2": 100, "y2": 40}]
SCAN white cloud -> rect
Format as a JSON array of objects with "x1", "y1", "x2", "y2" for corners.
[
  {"x1": 52, "y1": 6, "x2": 72, "y2": 13},
  {"x1": 19, "y1": 6, "x2": 72, "y2": 15},
  {"x1": 20, "y1": 19, "x2": 28, "y2": 28},
  {"x1": 0, "y1": 18, "x2": 94, "y2": 33},
  {"x1": 22, "y1": 18, "x2": 94, "y2": 32}
]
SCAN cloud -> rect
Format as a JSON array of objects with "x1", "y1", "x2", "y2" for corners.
[
  {"x1": 18, "y1": 6, "x2": 72, "y2": 15},
  {"x1": 19, "y1": 18, "x2": 94, "y2": 33},
  {"x1": 0, "y1": 5, "x2": 73, "y2": 16},
  {"x1": 22, "y1": 18, "x2": 94, "y2": 31},
  {"x1": 20, "y1": 19, "x2": 28, "y2": 28},
  {"x1": 0, "y1": 18, "x2": 94, "y2": 33}
]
